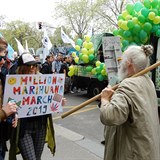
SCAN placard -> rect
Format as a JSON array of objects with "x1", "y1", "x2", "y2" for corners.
[
  {"x1": 102, "y1": 36, "x2": 122, "y2": 85},
  {"x1": 3, "y1": 74, "x2": 65, "y2": 118}
]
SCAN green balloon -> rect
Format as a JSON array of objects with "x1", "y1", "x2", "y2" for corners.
[
  {"x1": 96, "y1": 67, "x2": 102, "y2": 74},
  {"x1": 127, "y1": 20, "x2": 134, "y2": 29},
  {"x1": 100, "y1": 63, "x2": 105, "y2": 69},
  {"x1": 79, "y1": 53, "x2": 83, "y2": 60},
  {"x1": 133, "y1": 36, "x2": 140, "y2": 44},
  {"x1": 76, "y1": 38, "x2": 83, "y2": 46},
  {"x1": 139, "y1": 30, "x2": 147, "y2": 40},
  {"x1": 156, "y1": 29, "x2": 160, "y2": 37},
  {"x1": 143, "y1": 22, "x2": 152, "y2": 32},
  {"x1": 113, "y1": 30, "x2": 119, "y2": 36},
  {"x1": 144, "y1": 0, "x2": 151, "y2": 9},
  {"x1": 89, "y1": 54, "x2": 95, "y2": 61},
  {"x1": 122, "y1": 40, "x2": 129, "y2": 47},
  {"x1": 138, "y1": 15, "x2": 146, "y2": 23},
  {"x1": 134, "y1": 2, "x2": 143, "y2": 12},
  {"x1": 151, "y1": 24, "x2": 159, "y2": 33},
  {"x1": 86, "y1": 66, "x2": 93, "y2": 72},
  {"x1": 118, "y1": 14, "x2": 124, "y2": 20},
  {"x1": 132, "y1": 24, "x2": 141, "y2": 35},
  {"x1": 141, "y1": 8, "x2": 149, "y2": 17},
  {"x1": 118, "y1": 29, "x2": 124, "y2": 36},
  {"x1": 126, "y1": 4, "x2": 134, "y2": 14},
  {"x1": 123, "y1": 30, "x2": 132, "y2": 38},
  {"x1": 97, "y1": 74, "x2": 105, "y2": 81},
  {"x1": 151, "y1": 0, "x2": 158, "y2": 8}
]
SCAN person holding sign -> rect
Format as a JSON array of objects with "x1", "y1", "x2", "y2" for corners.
[
  {"x1": 0, "y1": 37, "x2": 18, "y2": 160},
  {"x1": 99, "y1": 45, "x2": 160, "y2": 160},
  {"x1": 9, "y1": 52, "x2": 66, "y2": 160}
]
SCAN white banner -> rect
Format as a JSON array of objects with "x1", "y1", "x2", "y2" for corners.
[
  {"x1": 42, "y1": 29, "x2": 52, "y2": 63},
  {"x1": 61, "y1": 27, "x2": 75, "y2": 47},
  {"x1": 3, "y1": 74, "x2": 65, "y2": 118}
]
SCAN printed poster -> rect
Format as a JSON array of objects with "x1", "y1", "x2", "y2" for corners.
[
  {"x1": 3, "y1": 74, "x2": 65, "y2": 118},
  {"x1": 102, "y1": 36, "x2": 122, "y2": 85}
]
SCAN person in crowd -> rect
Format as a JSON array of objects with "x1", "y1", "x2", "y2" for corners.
[
  {"x1": 40, "y1": 54, "x2": 54, "y2": 74},
  {"x1": 59, "y1": 53, "x2": 64, "y2": 62},
  {"x1": 59, "y1": 57, "x2": 69, "y2": 77},
  {"x1": 67, "y1": 55, "x2": 81, "y2": 93},
  {"x1": 9, "y1": 52, "x2": 66, "y2": 160},
  {"x1": 99, "y1": 45, "x2": 160, "y2": 160},
  {"x1": 33, "y1": 54, "x2": 42, "y2": 72},
  {"x1": 52, "y1": 53, "x2": 62, "y2": 73},
  {"x1": 59, "y1": 57, "x2": 70, "y2": 93},
  {"x1": 53, "y1": 44, "x2": 59, "y2": 56},
  {"x1": 0, "y1": 38, "x2": 18, "y2": 160}
]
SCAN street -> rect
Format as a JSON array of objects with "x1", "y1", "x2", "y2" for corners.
[{"x1": 55, "y1": 91, "x2": 104, "y2": 144}]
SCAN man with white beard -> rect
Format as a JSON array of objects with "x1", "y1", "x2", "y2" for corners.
[{"x1": 99, "y1": 45, "x2": 160, "y2": 160}]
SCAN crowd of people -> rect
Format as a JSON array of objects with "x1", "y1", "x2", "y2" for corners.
[
  {"x1": 0, "y1": 35, "x2": 160, "y2": 160},
  {"x1": 39, "y1": 52, "x2": 79, "y2": 94}
]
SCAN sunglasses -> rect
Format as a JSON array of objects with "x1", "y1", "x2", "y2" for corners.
[{"x1": 0, "y1": 55, "x2": 6, "y2": 61}]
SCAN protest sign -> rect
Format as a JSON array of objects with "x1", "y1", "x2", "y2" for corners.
[
  {"x1": 3, "y1": 74, "x2": 65, "y2": 118},
  {"x1": 102, "y1": 36, "x2": 122, "y2": 85}
]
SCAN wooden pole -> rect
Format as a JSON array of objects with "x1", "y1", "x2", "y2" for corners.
[{"x1": 61, "y1": 61, "x2": 160, "y2": 119}]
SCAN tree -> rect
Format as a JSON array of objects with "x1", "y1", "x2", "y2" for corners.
[
  {"x1": 96, "y1": 0, "x2": 143, "y2": 30},
  {"x1": 0, "y1": 20, "x2": 43, "y2": 53},
  {"x1": 55, "y1": 0, "x2": 101, "y2": 39}
]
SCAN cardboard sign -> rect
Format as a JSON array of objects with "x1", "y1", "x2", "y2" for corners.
[
  {"x1": 3, "y1": 74, "x2": 65, "y2": 118},
  {"x1": 102, "y1": 36, "x2": 122, "y2": 85}
]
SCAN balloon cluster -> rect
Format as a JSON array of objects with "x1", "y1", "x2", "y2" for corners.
[
  {"x1": 74, "y1": 35, "x2": 95, "y2": 64},
  {"x1": 113, "y1": 0, "x2": 160, "y2": 51},
  {"x1": 91, "y1": 61, "x2": 107, "y2": 81},
  {"x1": 68, "y1": 65, "x2": 75, "y2": 77},
  {"x1": 68, "y1": 35, "x2": 107, "y2": 81}
]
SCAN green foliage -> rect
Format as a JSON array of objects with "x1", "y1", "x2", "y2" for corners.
[
  {"x1": 55, "y1": 0, "x2": 101, "y2": 38},
  {"x1": 0, "y1": 20, "x2": 43, "y2": 52}
]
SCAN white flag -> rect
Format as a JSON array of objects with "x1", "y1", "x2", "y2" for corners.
[
  {"x1": 15, "y1": 38, "x2": 25, "y2": 56},
  {"x1": 25, "y1": 40, "x2": 29, "y2": 52},
  {"x1": 61, "y1": 28, "x2": 75, "y2": 47},
  {"x1": 42, "y1": 29, "x2": 52, "y2": 63},
  {"x1": 42, "y1": 29, "x2": 52, "y2": 50},
  {"x1": 87, "y1": 20, "x2": 94, "y2": 37}
]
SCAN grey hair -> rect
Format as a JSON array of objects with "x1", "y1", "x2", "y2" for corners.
[{"x1": 123, "y1": 45, "x2": 153, "y2": 72}]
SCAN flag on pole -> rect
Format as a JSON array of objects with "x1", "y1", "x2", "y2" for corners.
[
  {"x1": 87, "y1": 20, "x2": 94, "y2": 37},
  {"x1": 25, "y1": 40, "x2": 29, "y2": 52},
  {"x1": 15, "y1": 38, "x2": 25, "y2": 56},
  {"x1": 61, "y1": 28, "x2": 75, "y2": 47},
  {"x1": 42, "y1": 29, "x2": 52, "y2": 63}
]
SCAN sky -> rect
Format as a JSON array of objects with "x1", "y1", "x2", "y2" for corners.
[{"x1": 0, "y1": 0, "x2": 59, "y2": 24}]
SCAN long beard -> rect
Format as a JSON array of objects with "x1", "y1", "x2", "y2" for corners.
[{"x1": 118, "y1": 63, "x2": 128, "y2": 82}]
